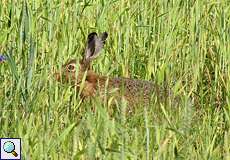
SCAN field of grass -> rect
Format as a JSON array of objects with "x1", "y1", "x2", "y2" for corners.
[{"x1": 0, "y1": 0, "x2": 230, "y2": 159}]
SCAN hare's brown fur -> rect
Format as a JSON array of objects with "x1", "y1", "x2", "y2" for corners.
[{"x1": 55, "y1": 32, "x2": 173, "y2": 106}]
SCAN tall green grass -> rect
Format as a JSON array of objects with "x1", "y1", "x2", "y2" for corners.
[{"x1": 0, "y1": 0, "x2": 229, "y2": 159}]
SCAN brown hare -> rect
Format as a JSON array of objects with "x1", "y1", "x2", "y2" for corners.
[{"x1": 54, "y1": 32, "x2": 175, "y2": 107}]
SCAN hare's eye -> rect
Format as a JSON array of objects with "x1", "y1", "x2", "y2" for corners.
[{"x1": 67, "y1": 64, "x2": 75, "y2": 72}]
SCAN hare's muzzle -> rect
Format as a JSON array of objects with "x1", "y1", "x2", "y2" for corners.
[
  {"x1": 53, "y1": 71, "x2": 69, "y2": 83},
  {"x1": 54, "y1": 72, "x2": 61, "y2": 82},
  {"x1": 53, "y1": 69, "x2": 78, "y2": 85},
  {"x1": 53, "y1": 68, "x2": 65, "y2": 82}
]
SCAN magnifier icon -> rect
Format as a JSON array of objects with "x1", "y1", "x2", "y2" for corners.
[{"x1": 3, "y1": 141, "x2": 18, "y2": 157}]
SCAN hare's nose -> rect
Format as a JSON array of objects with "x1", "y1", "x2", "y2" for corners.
[
  {"x1": 52, "y1": 67, "x2": 61, "y2": 81},
  {"x1": 54, "y1": 72, "x2": 61, "y2": 81}
]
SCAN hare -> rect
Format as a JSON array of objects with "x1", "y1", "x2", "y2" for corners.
[{"x1": 54, "y1": 32, "x2": 174, "y2": 107}]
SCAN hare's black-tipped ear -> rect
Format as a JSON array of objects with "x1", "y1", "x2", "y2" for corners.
[
  {"x1": 100, "y1": 32, "x2": 108, "y2": 43},
  {"x1": 84, "y1": 32, "x2": 108, "y2": 61}
]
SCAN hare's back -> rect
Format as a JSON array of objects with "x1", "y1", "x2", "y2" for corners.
[{"x1": 109, "y1": 77, "x2": 155, "y2": 99}]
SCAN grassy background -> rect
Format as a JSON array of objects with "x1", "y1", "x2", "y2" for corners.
[{"x1": 0, "y1": 0, "x2": 230, "y2": 159}]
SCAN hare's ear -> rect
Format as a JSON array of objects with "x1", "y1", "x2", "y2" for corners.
[{"x1": 84, "y1": 32, "x2": 108, "y2": 61}]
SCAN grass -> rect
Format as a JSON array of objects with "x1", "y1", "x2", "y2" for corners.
[{"x1": 0, "y1": 0, "x2": 230, "y2": 159}]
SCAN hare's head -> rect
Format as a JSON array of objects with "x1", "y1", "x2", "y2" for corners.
[{"x1": 54, "y1": 32, "x2": 108, "y2": 86}]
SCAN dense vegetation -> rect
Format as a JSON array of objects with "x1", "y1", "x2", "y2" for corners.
[{"x1": 0, "y1": 0, "x2": 229, "y2": 159}]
